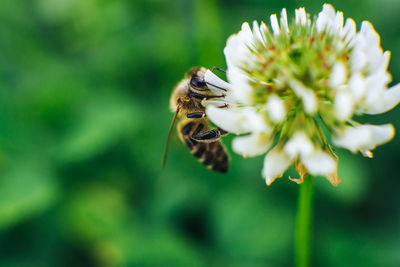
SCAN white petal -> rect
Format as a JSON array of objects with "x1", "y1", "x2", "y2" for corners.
[
  {"x1": 244, "y1": 109, "x2": 271, "y2": 133},
  {"x1": 348, "y1": 73, "x2": 366, "y2": 101},
  {"x1": 252, "y1": 20, "x2": 266, "y2": 46},
  {"x1": 224, "y1": 26, "x2": 258, "y2": 68},
  {"x1": 334, "y1": 11, "x2": 344, "y2": 33},
  {"x1": 233, "y1": 132, "x2": 272, "y2": 157},
  {"x1": 365, "y1": 51, "x2": 390, "y2": 81},
  {"x1": 280, "y1": 8, "x2": 289, "y2": 33},
  {"x1": 206, "y1": 106, "x2": 269, "y2": 135},
  {"x1": 360, "y1": 71, "x2": 392, "y2": 113},
  {"x1": 226, "y1": 67, "x2": 253, "y2": 105},
  {"x1": 224, "y1": 35, "x2": 241, "y2": 66},
  {"x1": 335, "y1": 90, "x2": 354, "y2": 121},
  {"x1": 329, "y1": 62, "x2": 347, "y2": 87},
  {"x1": 301, "y1": 150, "x2": 336, "y2": 175},
  {"x1": 283, "y1": 132, "x2": 314, "y2": 158},
  {"x1": 260, "y1": 22, "x2": 268, "y2": 37},
  {"x1": 267, "y1": 95, "x2": 286, "y2": 123},
  {"x1": 224, "y1": 31, "x2": 257, "y2": 105},
  {"x1": 204, "y1": 70, "x2": 232, "y2": 93},
  {"x1": 342, "y1": 18, "x2": 356, "y2": 44},
  {"x1": 375, "y1": 51, "x2": 391, "y2": 74},
  {"x1": 366, "y1": 47, "x2": 384, "y2": 73},
  {"x1": 295, "y1": 8, "x2": 307, "y2": 26},
  {"x1": 262, "y1": 146, "x2": 292, "y2": 185},
  {"x1": 270, "y1": 14, "x2": 280, "y2": 35},
  {"x1": 224, "y1": 33, "x2": 251, "y2": 66},
  {"x1": 206, "y1": 106, "x2": 246, "y2": 134},
  {"x1": 316, "y1": 13, "x2": 329, "y2": 32},
  {"x1": 360, "y1": 21, "x2": 380, "y2": 47},
  {"x1": 302, "y1": 91, "x2": 317, "y2": 114},
  {"x1": 333, "y1": 124, "x2": 395, "y2": 152},
  {"x1": 322, "y1": 4, "x2": 336, "y2": 18},
  {"x1": 201, "y1": 99, "x2": 229, "y2": 108},
  {"x1": 363, "y1": 83, "x2": 400, "y2": 114},
  {"x1": 239, "y1": 22, "x2": 254, "y2": 46},
  {"x1": 289, "y1": 79, "x2": 317, "y2": 114},
  {"x1": 350, "y1": 49, "x2": 367, "y2": 72},
  {"x1": 316, "y1": 4, "x2": 336, "y2": 32}
]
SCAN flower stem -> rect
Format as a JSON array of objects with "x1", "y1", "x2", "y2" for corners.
[{"x1": 295, "y1": 175, "x2": 314, "y2": 267}]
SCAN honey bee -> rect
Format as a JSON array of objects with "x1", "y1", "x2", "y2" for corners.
[{"x1": 162, "y1": 67, "x2": 229, "y2": 173}]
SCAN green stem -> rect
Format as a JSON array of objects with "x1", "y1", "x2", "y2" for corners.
[{"x1": 295, "y1": 176, "x2": 314, "y2": 267}]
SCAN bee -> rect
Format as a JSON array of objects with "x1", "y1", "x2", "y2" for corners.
[{"x1": 162, "y1": 67, "x2": 230, "y2": 173}]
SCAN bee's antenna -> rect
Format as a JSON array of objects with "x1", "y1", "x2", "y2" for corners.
[
  {"x1": 211, "y1": 67, "x2": 226, "y2": 74},
  {"x1": 162, "y1": 101, "x2": 181, "y2": 169},
  {"x1": 205, "y1": 82, "x2": 227, "y2": 92},
  {"x1": 205, "y1": 68, "x2": 228, "y2": 92}
]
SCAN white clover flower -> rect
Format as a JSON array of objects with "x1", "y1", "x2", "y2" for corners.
[{"x1": 205, "y1": 4, "x2": 400, "y2": 186}]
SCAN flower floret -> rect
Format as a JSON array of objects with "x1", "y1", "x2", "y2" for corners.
[{"x1": 206, "y1": 4, "x2": 400, "y2": 186}]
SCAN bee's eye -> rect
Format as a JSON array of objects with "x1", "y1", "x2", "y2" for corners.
[{"x1": 190, "y1": 77, "x2": 207, "y2": 89}]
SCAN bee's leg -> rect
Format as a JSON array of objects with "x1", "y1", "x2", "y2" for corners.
[
  {"x1": 211, "y1": 67, "x2": 226, "y2": 74},
  {"x1": 218, "y1": 128, "x2": 228, "y2": 135},
  {"x1": 189, "y1": 91, "x2": 225, "y2": 100},
  {"x1": 217, "y1": 103, "x2": 229, "y2": 108},
  {"x1": 187, "y1": 112, "x2": 206, "y2": 119},
  {"x1": 192, "y1": 129, "x2": 220, "y2": 142},
  {"x1": 192, "y1": 128, "x2": 227, "y2": 142}
]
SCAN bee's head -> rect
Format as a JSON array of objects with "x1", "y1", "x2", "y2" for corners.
[{"x1": 187, "y1": 67, "x2": 208, "y2": 91}]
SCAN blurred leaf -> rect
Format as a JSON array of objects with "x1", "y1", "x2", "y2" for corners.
[
  {"x1": 64, "y1": 183, "x2": 205, "y2": 266},
  {"x1": 194, "y1": 0, "x2": 224, "y2": 66},
  {"x1": 0, "y1": 159, "x2": 59, "y2": 230},
  {"x1": 151, "y1": 167, "x2": 210, "y2": 220},
  {"x1": 58, "y1": 95, "x2": 141, "y2": 163},
  {"x1": 319, "y1": 223, "x2": 400, "y2": 267},
  {"x1": 211, "y1": 186, "x2": 293, "y2": 263},
  {"x1": 315, "y1": 151, "x2": 369, "y2": 205},
  {"x1": 65, "y1": 183, "x2": 131, "y2": 242},
  {"x1": 18, "y1": 62, "x2": 88, "y2": 123},
  {"x1": 120, "y1": 229, "x2": 206, "y2": 266}
]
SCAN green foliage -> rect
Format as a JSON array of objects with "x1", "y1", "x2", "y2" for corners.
[
  {"x1": 0, "y1": 0, "x2": 399, "y2": 266},
  {"x1": 0, "y1": 159, "x2": 59, "y2": 230}
]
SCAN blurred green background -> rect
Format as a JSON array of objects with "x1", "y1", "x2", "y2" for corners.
[{"x1": 0, "y1": 0, "x2": 399, "y2": 266}]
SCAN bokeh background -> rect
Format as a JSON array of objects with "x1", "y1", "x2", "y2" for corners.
[{"x1": 0, "y1": 0, "x2": 399, "y2": 266}]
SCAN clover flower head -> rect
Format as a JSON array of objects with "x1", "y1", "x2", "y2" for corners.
[{"x1": 204, "y1": 4, "x2": 400, "y2": 186}]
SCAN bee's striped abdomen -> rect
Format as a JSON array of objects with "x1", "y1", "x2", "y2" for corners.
[{"x1": 179, "y1": 120, "x2": 228, "y2": 173}]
